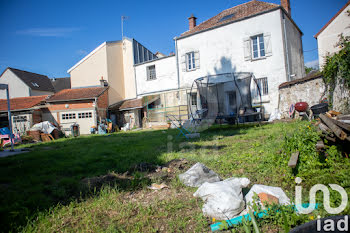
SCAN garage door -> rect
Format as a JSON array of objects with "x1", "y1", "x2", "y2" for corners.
[{"x1": 60, "y1": 111, "x2": 95, "y2": 135}]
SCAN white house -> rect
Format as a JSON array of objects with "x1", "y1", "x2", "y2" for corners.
[
  {"x1": 0, "y1": 67, "x2": 55, "y2": 99},
  {"x1": 315, "y1": 1, "x2": 350, "y2": 70},
  {"x1": 134, "y1": 0, "x2": 305, "y2": 119}
]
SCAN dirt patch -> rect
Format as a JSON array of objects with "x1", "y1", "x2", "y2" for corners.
[{"x1": 81, "y1": 172, "x2": 134, "y2": 190}]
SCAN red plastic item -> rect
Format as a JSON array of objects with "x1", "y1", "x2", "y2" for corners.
[{"x1": 295, "y1": 102, "x2": 309, "y2": 112}]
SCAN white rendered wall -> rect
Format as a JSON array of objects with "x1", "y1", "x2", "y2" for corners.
[
  {"x1": 176, "y1": 9, "x2": 288, "y2": 115},
  {"x1": 0, "y1": 69, "x2": 30, "y2": 98},
  {"x1": 317, "y1": 4, "x2": 350, "y2": 69},
  {"x1": 135, "y1": 55, "x2": 177, "y2": 96}
]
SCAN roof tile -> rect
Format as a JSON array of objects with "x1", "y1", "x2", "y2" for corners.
[
  {"x1": 47, "y1": 86, "x2": 107, "y2": 102},
  {"x1": 0, "y1": 95, "x2": 48, "y2": 112},
  {"x1": 180, "y1": 0, "x2": 279, "y2": 37}
]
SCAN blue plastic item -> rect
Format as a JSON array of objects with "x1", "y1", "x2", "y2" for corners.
[
  {"x1": 0, "y1": 127, "x2": 11, "y2": 135},
  {"x1": 210, "y1": 203, "x2": 319, "y2": 232}
]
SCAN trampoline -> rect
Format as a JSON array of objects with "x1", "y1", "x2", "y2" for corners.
[{"x1": 189, "y1": 72, "x2": 263, "y2": 125}]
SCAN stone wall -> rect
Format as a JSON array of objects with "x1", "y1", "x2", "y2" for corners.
[
  {"x1": 333, "y1": 78, "x2": 350, "y2": 114},
  {"x1": 278, "y1": 75, "x2": 326, "y2": 118}
]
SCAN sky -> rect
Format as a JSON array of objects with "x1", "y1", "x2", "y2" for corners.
[{"x1": 0, "y1": 0, "x2": 348, "y2": 77}]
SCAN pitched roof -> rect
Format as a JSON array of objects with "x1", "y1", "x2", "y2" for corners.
[
  {"x1": 51, "y1": 77, "x2": 71, "y2": 92},
  {"x1": 47, "y1": 86, "x2": 108, "y2": 102},
  {"x1": 3, "y1": 67, "x2": 55, "y2": 92},
  {"x1": 314, "y1": 1, "x2": 350, "y2": 38},
  {"x1": 119, "y1": 98, "x2": 143, "y2": 110},
  {"x1": 0, "y1": 95, "x2": 48, "y2": 112},
  {"x1": 279, "y1": 71, "x2": 323, "y2": 89},
  {"x1": 180, "y1": 0, "x2": 279, "y2": 37}
]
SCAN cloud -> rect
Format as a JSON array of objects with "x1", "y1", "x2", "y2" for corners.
[
  {"x1": 16, "y1": 27, "x2": 81, "y2": 37},
  {"x1": 305, "y1": 59, "x2": 319, "y2": 69},
  {"x1": 76, "y1": 49, "x2": 88, "y2": 56}
]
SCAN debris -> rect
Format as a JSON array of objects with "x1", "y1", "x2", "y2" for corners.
[
  {"x1": 193, "y1": 177, "x2": 250, "y2": 220},
  {"x1": 319, "y1": 114, "x2": 347, "y2": 140},
  {"x1": 147, "y1": 183, "x2": 168, "y2": 190},
  {"x1": 288, "y1": 151, "x2": 299, "y2": 168},
  {"x1": 30, "y1": 121, "x2": 57, "y2": 134},
  {"x1": 211, "y1": 203, "x2": 319, "y2": 232},
  {"x1": 268, "y1": 109, "x2": 281, "y2": 122},
  {"x1": 245, "y1": 184, "x2": 290, "y2": 207},
  {"x1": 258, "y1": 193, "x2": 279, "y2": 206},
  {"x1": 316, "y1": 140, "x2": 325, "y2": 151},
  {"x1": 178, "y1": 162, "x2": 221, "y2": 187}
]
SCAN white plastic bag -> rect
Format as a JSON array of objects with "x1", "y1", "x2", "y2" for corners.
[
  {"x1": 30, "y1": 121, "x2": 57, "y2": 134},
  {"x1": 245, "y1": 184, "x2": 290, "y2": 207},
  {"x1": 268, "y1": 108, "x2": 281, "y2": 122},
  {"x1": 193, "y1": 177, "x2": 250, "y2": 220},
  {"x1": 178, "y1": 162, "x2": 220, "y2": 187}
]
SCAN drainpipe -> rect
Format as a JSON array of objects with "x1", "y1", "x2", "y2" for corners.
[
  {"x1": 282, "y1": 13, "x2": 291, "y2": 81},
  {"x1": 94, "y1": 97, "x2": 98, "y2": 126},
  {"x1": 174, "y1": 37, "x2": 180, "y2": 89}
]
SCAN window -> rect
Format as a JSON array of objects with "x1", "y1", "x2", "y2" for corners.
[
  {"x1": 251, "y1": 35, "x2": 265, "y2": 59},
  {"x1": 186, "y1": 52, "x2": 196, "y2": 71},
  {"x1": 78, "y1": 112, "x2": 92, "y2": 119},
  {"x1": 227, "y1": 91, "x2": 236, "y2": 106},
  {"x1": 256, "y1": 77, "x2": 268, "y2": 96},
  {"x1": 191, "y1": 93, "x2": 197, "y2": 106},
  {"x1": 13, "y1": 115, "x2": 27, "y2": 122},
  {"x1": 62, "y1": 113, "x2": 76, "y2": 120},
  {"x1": 147, "y1": 65, "x2": 156, "y2": 80},
  {"x1": 219, "y1": 13, "x2": 235, "y2": 22}
]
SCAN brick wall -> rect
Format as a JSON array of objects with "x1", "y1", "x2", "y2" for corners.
[
  {"x1": 97, "y1": 89, "x2": 109, "y2": 119},
  {"x1": 32, "y1": 109, "x2": 42, "y2": 124},
  {"x1": 47, "y1": 101, "x2": 94, "y2": 111}
]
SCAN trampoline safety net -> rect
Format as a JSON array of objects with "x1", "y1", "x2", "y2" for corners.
[{"x1": 189, "y1": 72, "x2": 263, "y2": 125}]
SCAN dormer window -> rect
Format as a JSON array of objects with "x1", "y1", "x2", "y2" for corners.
[{"x1": 31, "y1": 82, "x2": 39, "y2": 87}]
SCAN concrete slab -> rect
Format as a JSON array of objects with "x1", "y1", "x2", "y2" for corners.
[{"x1": 0, "y1": 149, "x2": 30, "y2": 158}]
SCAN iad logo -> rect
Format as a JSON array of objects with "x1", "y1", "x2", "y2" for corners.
[{"x1": 295, "y1": 177, "x2": 348, "y2": 214}]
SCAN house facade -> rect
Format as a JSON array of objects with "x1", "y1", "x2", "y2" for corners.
[
  {"x1": 44, "y1": 87, "x2": 109, "y2": 135},
  {"x1": 315, "y1": 1, "x2": 350, "y2": 70},
  {"x1": 0, "y1": 95, "x2": 48, "y2": 134},
  {"x1": 0, "y1": 67, "x2": 55, "y2": 99},
  {"x1": 135, "y1": 0, "x2": 305, "y2": 119}
]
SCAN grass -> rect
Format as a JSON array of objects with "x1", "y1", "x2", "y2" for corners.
[{"x1": 0, "y1": 121, "x2": 349, "y2": 232}]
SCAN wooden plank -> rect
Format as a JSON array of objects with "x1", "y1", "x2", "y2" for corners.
[
  {"x1": 288, "y1": 151, "x2": 299, "y2": 168},
  {"x1": 330, "y1": 118, "x2": 350, "y2": 132},
  {"x1": 319, "y1": 114, "x2": 347, "y2": 140},
  {"x1": 316, "y1": 140, "x2": 325, "y2": 151}
]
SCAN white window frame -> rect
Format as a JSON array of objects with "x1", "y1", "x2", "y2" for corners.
[
  {"x1": 62, "y1": 113, "x2": 76, "y2": 120},
  {"x1": 251, "y1": 34, "x2": 265, "y2": 59},
  {"x1": 78, "y1": 112, "x2": 92, "y2": 119},
  {"x1": 146, "y1": 65, "x2": 156, "y2": 81},
  {"x1": 186, "y1": 52, "x2": 196, "y2": 71}
]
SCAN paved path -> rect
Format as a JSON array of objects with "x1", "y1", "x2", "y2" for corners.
[{"x1": 0, "y1": 149, "x2": 29, "y2": 158}]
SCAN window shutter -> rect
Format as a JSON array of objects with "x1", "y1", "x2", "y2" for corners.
[
  {"x1": 194, "y1": 51, "x2": 200, "y2": 69},
  {"x1": 146, "y1": 67, "x2": 150, "y2": 80},
  {"x1": 243, "y1": 38, "x2": 251, "y2": 61},
  {"x1": 180, "y1": 54, "x2": 186, "y2": 72},
  {"x1": 264, "y1": 33, "x2": 272, "y2": 57}
]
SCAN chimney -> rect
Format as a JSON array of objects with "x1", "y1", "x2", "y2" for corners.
[
  {"x1": 281, "y1": 0, "x2": 291, "y2": 16},
  {"x1": 100, "y1": 76, "x2": 108, "y2": 87},
  {"x1": 188, "y1": 14, "x2": 197, "y2": 30}
]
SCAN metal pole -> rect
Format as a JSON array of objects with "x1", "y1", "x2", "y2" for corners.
[{"x1": 6, "y1": 87, "x2": 14, "y2": 151}]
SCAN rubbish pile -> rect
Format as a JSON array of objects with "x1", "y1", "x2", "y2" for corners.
[
  {"x1": 27, "y1": 121, "x2": 60, "y2": 142},
  {"x1": 178, "y1": 162, "x2": 292, "y2": 230},
  {"x1": 315, "y1": 112, "x2": 350, "y2": 150}
]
